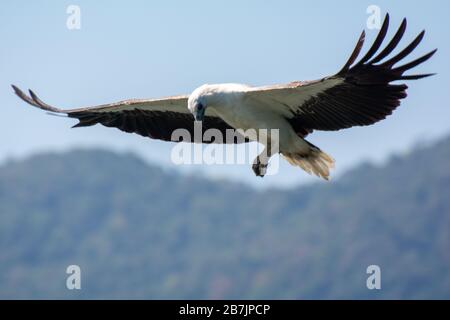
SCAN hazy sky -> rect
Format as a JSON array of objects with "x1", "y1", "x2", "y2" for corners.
[{"x1": 1, "y1": 1, "x2": 448, "y2": 188}]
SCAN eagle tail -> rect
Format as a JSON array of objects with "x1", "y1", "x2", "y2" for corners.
[{"x1": 282, "y1": 142, "x2": 335, "y2": 181}]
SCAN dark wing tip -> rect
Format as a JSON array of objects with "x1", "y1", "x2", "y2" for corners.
[
  {"x1": 12, "y1": 85, "x2": 64, "y2": 113},
  {"x1": 11, "y1": 84, "x2": 20, "y2": 94},
  {"x1": 380, "y1": 29, "x2": 426, "y2": 68},
  {"x1": 337, "y1": 30, "x2": 366, "y2": 75},
  {"x1": 12, "y1": 84, "x2": 41, "y2": 108},
  {"x1": 356, "y1": 13, "x2": 390, "y2": 66},
  {"x1": 11, "y1": 84, "x2": 26, "y2": 99},
  {"x1": 368, "y1": 17, "x2": 408, "y2": 64},
  {"x1": 400, "y1": 73, "x2": 436, "y2": 80},
  {"x1": 337, "y1": 16, "x2": 435, "y2": 81},
  {"x1": 393, "y1": 48, "x2": 438, "y2": 75}
]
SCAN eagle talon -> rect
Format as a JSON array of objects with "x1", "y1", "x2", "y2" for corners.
[{"x1": 252, "y1": 162, "x2": 268, "y2": 177}]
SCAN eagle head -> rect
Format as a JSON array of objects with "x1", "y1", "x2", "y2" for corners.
[{"x1": 188, "y1": 87, "x2": 209, "y2": 122}]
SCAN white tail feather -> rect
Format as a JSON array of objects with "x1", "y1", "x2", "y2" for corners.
[{"x1": 283, "y1": 147, "x2": 335, "y2": 180}]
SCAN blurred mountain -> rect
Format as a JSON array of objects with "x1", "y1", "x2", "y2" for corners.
[{"x1": 1, "y1": 137, "x2": 450, "y2": 299}]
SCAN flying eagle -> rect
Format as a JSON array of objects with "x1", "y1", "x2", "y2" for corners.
[{"x1": 13, "y1": 14, "x2": 436, "y2": 180}]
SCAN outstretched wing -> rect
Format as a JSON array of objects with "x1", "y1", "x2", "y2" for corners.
[
  {"x1": 12, "y1": 86, "x2": 247, "y2": 144},
  {"x1": 245, "y1": 14, "x2": 437, "y2": 136}
]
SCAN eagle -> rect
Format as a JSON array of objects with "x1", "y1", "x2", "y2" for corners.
[{"x1": 13, "y1": 14, "x2": 436, "y2": 180}]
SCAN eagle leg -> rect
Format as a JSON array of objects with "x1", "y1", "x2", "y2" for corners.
[
  {"x1": 252, "y1": 146, "x2": 272, "y2": 177},
  {"x1": 252, "y1": 159, "x2": 268, "y2": 177}
]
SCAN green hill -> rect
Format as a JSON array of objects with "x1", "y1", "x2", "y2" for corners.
[{"x1": 1, "y1": 138, "x2": 450, "y2": 299}]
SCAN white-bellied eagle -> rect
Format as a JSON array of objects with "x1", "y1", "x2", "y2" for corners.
[{"x1": 13, "y1": 14, "x2": 436, "y2": 180}]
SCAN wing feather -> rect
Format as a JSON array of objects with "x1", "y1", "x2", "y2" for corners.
[
  {"x1": 355, "y1": 13, "x2": 390, "y2": 66},
  {"x1": 12, "y1": 86, "x2": 247, "y2": 144},
  {"x1": 369, "y1": 18, "x2": 407, "y2": 64},
  {"x1": 244, "y1": 14, "x2": 436, "y2": 134}
]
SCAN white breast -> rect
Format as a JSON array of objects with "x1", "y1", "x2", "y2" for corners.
[{"x1": 213, "y1": 95, "x2": 295, "y2": 146}]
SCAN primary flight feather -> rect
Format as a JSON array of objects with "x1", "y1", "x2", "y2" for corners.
[{"x1": 13, "y1": 14, "x2": 436, "y2": 180}]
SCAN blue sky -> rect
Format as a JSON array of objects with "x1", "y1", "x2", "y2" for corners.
[{"x1": 1, "y1": 1, "x2": 448, "y2": 188}]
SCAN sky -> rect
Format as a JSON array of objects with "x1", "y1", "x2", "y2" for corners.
[{"x1": 0, "y1": 0, "x2": 449, "y2": 188}]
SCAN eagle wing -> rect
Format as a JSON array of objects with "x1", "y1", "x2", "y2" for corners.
[
  {"x1": 12, "y1": 86, "x2": 247, "y2": 144},
  {"x1": 245, "y1": 14, "x2": 436, "y2": 137}
]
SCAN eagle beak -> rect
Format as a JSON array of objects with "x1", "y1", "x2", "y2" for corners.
[{"x1": 194, "y1": 108, "x2": 206, "y2": 122}]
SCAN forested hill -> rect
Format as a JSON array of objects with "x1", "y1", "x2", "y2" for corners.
[{"x1": 1, "y1": 137, "x2": 450, "y2": 299}]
